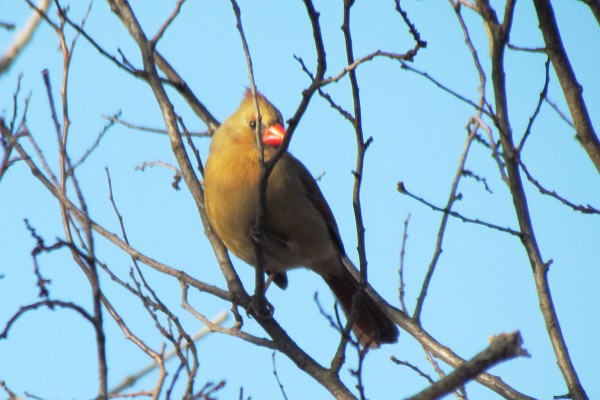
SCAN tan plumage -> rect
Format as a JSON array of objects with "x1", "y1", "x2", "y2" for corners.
[{"x1": 203, "y1": 91, "x2": 398, "y2": 348}]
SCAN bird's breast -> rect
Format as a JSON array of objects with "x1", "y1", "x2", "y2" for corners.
[
  {"x1": 204, "y1": 150, "x2": 261, "y2": 265},
  {"x1": 204, "y1": 151, "x2": 339, "y2": 275}
]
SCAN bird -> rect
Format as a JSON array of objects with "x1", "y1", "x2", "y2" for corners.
[{"x1": 203, "y1": 89, "x2": 398, "y2": 348}]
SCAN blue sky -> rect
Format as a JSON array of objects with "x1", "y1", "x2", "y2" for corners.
[{"x1": 1, "y1": 1, "x2": 599, "y2": 399}]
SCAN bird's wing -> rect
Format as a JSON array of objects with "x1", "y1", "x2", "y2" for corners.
[{"x1": 295, "y1": 159, "x2": 346, "y2": 255}]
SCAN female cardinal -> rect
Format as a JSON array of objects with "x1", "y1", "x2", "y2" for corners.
[{"x1": 203, "y1": 90, "x2": 398, "y2": 348}]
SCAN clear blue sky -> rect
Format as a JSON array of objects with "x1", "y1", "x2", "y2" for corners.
[{"x1": 1, "y1": 1, "x2": 598, "y2": 399}]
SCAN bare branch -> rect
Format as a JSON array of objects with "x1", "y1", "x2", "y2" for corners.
[
  {"x1": 533, "y1": 0, "x2": 600, "y2": 174},
  {"x1": 397, "y1": 183, "x2": 520, "y2": 234},
  {"x1": 101, "y1": 114, "x2": 210, "y2": 137},
  {"x1": 102, "y1": 294, "x2": 167, "y2": 398},
  {"x1": 470, "y1": 116, "x2": 509, "y2": 183},
  {"x1": 0, "y1": 380, "x2": 21, "y2": 400},
  {"x1": 580, "y1": 0, "x2": 600, "y2": 26},
  {"x1": 0, "y1": 21, "x2": 16, "y2": 30},
  {"x1": 349, "y1": 345, "x2": 369, "y2": 400},
  {"x1": 421, "y1": 349, "x2": 468, "y2": 399},
  {"x1": 507, "y1": 43, "x2": 546, "y2": 53},
  {"x1": 0, "y1": 119, "x2": 26, "y2": 182},
  {"x1": 228, "y1": 0, "x2": 268, "y2": 315},
  {"x1": 271, "y1": 352, "x2": 290, "y2": 400},
  {"x1": 400, "y1": 61, "x2": 493, "y2": 118},
  {"x1": 1, "y1": 299, "x2": 95, "y2": 340},
  {"x1": 450, "y1": 0, "x2": 487, "y2": 111},
  {"x1": 383, "y1": 300, "x2": 534, "y2": 399},
  {"x1": 0, "y1": 0, "x2": 51, "y2": 74},
  {"x1": 398, "y1": 213, "x2": 410, "y2": 314},
  {"x1": 518, "y1": 58, "x2": 551, "y2": 153},
  {"x1": 331, "y1": 0, "x2": 371, "y2": 366},
  {"x1": 545, "y1": 97, "x2": 575, "y2": 128},
  {"x1": 413, "y1": 130, "x2": 478, "y2": 320},
  {"x1": 477, "y1": 1, "x2": 589, "y2": 398},
  {"x1": 519, "y1": 160, "x2": 600, "y2": 215},
  {"x1": 150, "y1": 0, "x2": 187, "y2": 46},
  {"x1": 70, "y1": 112, "x2": 120, "y2": 172},
  {"x1": 390, "y1": 356, "x2": 434, "y2": 385},
  {"x1": 181, "y1": 283, "x2": 277, "y2": 349},
  {"x1": 153, "y1": 52, "x2": 220, "y2": 132},
  {"x1": 105, "y1": 0, "x2": 245, "y2": 314},
  {"x1": 110, "y1": 311, "x2": 228, "y2": 395},
  {"x1": 135, "y1": 161, "x2": 182, "y2": 190},
  {"x1": 407, "y1": 332, "x2": 529, "y2": 400}
]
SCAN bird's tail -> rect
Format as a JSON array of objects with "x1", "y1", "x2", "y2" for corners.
[{"x1": 323, "y1": 258, "x2": 399, "y2": 348}]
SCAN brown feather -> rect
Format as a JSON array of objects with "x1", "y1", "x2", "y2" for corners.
[{"x1": 324, "y1": 258, "x2": 399, "y2": 348}]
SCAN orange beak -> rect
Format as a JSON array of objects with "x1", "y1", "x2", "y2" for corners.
[{"x1": 262, "y1": 123, "x2": 286, "y2": 147}]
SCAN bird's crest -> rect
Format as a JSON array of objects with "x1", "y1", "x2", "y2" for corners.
[{"x1": 243, "y1": 88, "x2": 267, "y2": 103}]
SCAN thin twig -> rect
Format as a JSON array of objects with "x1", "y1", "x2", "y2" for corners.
[
  {"x1": 349, "y1": 345, "x2": 369, "y2": 400},
  {"x1": 313, "y1": 292, "x2": 357, "y2": 346},
  {"x1": 178, "y1": 115, "x2": 206, "y2": 177},
  {"x1": 110, "y1": 311, "x2": 228, "y2": 395},
  {"x1": 398, "y1": 213, "x2": 411, "y2": 314},
  {"x1": 272, "y1": 352, "x2": 290, "y2": 400},
  {"x1": 150, "y1": 0, "x2": 187, "y2": 46},
  {"x1": 391, "y1": 356, "x2": 435, "y2": 384},
  {"x1": 400, "y1": 61, "x2": 493, "y2": 118},
  {"x1": 102, "y1": 294, "x2": 167, "y2": 398},
  {"x1": 0, "y1": 380, "x2": 21, "y2": 400},
  {"x1": 507, "y1": 43, "x2": 546, "y2": 53},
  {"x1": 229, "y1": 0, "x2": 268, "y2": 314},
  {"x1": 181, "y1": 282, "x2": 277, "y2": 349},
  {"x1": 518, "y1": 58, "x2": 551, "y2": 153},
  {"x1": 398, "y1": 181, "x2": 520, "y2": 236},
  {"x1": 135, "y1": 161, "x2": 182, "y2": 190},
  {"x1": 330, "y1": 0, "x2": 370, "y2": 371},
  {"x1": 519, "y1": 160, "x2": 600, "y2": 215},
  {"x1": 470, "y1": 115, "x2": 508, "y2": 184},
  {"x1": 423, "y1": 349, "x2": 467, "y2": 399},
  {"x1": 107, "y1": 165, "x2": 198, "y2": 395},
  {"x1": 544, "y1": 97, "x2": 575, "y2": 128},
  {"x1": 412, "y1": 130, "x2": 476, "y2": 321},
  {"x1": 450, "y1": 0, "x2": 487, "y2": 111},
  {"x1": 70, "y1": 111, "x2": 119, "y2": 172},
  {"x1": 0, "y1": 21, "x2": 16, "y2": 30},
  {"x1": 102, "y1": 114, "x2": 210, "y2": 137},
  {"x1": 44, "y1": 10, "x2": 109, "y2": 396},
  {"x1": 1, "y1": 300, "x2": 95, "y2": 339}
]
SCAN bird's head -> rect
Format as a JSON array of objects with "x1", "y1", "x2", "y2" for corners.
[{"x1": 230, "y1": 89, "x2": 286, "y2": 147}]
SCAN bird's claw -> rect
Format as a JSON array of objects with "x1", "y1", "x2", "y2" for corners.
[
  {"x1": 247, "y1": 294, "x2": 274, "y2": 320},
  {"x1": 249, "y1": 225, "x2": 264, "y2": 246}
]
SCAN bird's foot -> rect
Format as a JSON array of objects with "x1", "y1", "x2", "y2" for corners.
[
  {"x1": 231, "y1": 304, "x2": 244, "y2": 329},
  {"x1": 249, "y1": 225, "x2": 264, "y2": 246},
  {"x1": 247, "y1": 294, "x2": 274, "y2": 320}
]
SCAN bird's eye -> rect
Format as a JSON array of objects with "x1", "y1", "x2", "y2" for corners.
[{"x1": 249, "y1": 120, "x2": 257, "y2": 129}]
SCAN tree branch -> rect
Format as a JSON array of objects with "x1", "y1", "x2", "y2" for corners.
[
  {"x1": 0, "y1": 0, "x2": 51, "y2": 74},
  {"x1": 477, "y1": 1, "x2": 589, "y2": 398},
  {"x1": 407, "y1": 332, "x2": 529, "y2": 400},
  {"x1": 533, "y1": 0, "x2": 600, "y2": 174}
]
